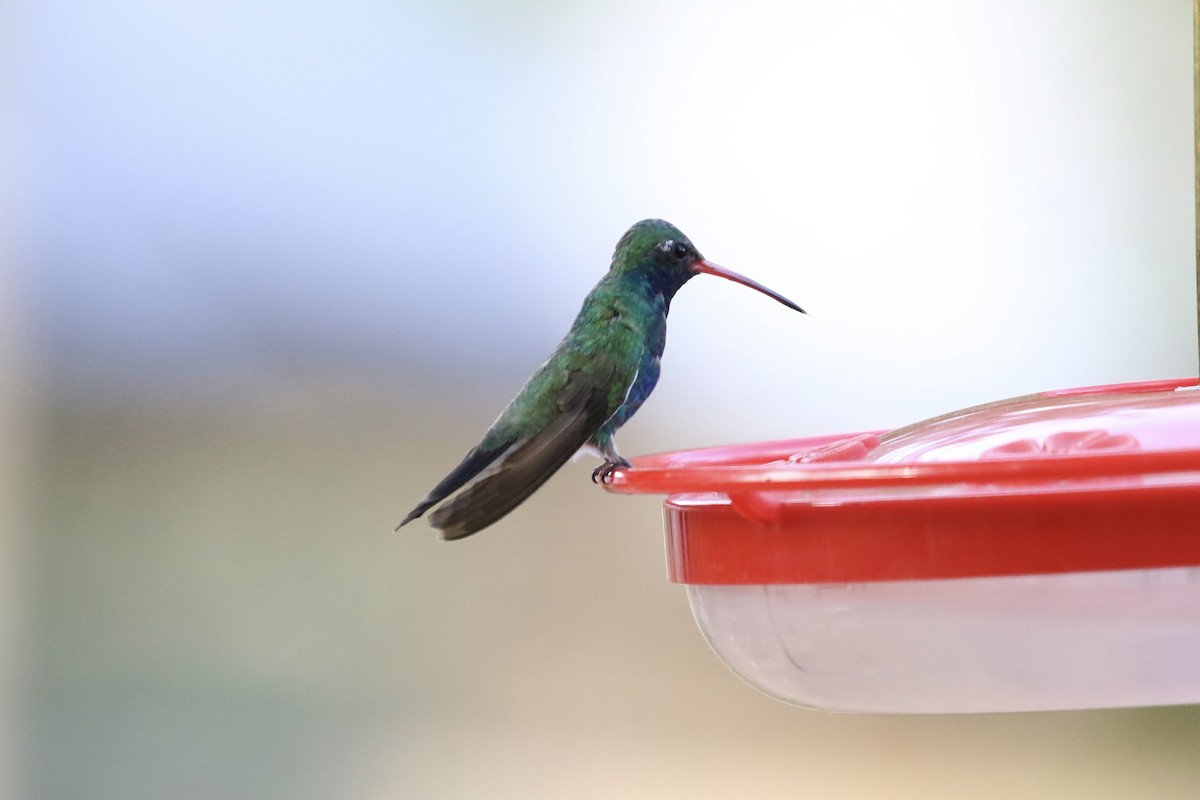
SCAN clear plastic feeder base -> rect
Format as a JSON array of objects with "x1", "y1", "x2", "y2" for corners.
[{"x1": 689, "y1": 569, "x2": 1200, "y2": 714}]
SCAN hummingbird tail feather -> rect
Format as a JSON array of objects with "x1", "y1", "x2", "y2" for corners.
[
  {"x1": 429, "y1": 373, "x2": 618, "y2": 540},
  {"x1": 428, "y1": 447, "x2": 568, "y2": 540},
  {"x1": 395, "y1": 440, "x2": 512, "y2": 530}
]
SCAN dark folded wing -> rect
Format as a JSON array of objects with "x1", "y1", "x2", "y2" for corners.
[
  {"x1": 395, "y1": 438, "x2": 515, "y2": 530},
  {"x1": 427, "y1": 364, "x2": 621, "y2": 540}
]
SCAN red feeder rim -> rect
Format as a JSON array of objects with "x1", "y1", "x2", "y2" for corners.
[{"x1": 602, "y1": 378, "x2": 1200, "y2": 584}]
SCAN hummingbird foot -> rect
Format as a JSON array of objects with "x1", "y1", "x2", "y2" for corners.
[{"x1": 591, "y1": 458, "x2": 631, "y2": 485}]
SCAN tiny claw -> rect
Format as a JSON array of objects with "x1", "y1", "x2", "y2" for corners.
[{"x1": 591, "y1": 459, "x2": 630, "y2": 485}]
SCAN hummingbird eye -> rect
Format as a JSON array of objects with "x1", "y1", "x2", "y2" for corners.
[{"x1": 671, "y1": 241, "x2": 689, "y2": 260}]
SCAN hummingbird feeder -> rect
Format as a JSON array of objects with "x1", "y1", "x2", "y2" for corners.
[{"x1": 603, "y1": 378, "x2": 1200, "y2": 713}]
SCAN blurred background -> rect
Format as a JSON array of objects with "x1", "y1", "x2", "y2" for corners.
[{"x1": 4, "y1": 0, "x2": 1199, "y2": 798}]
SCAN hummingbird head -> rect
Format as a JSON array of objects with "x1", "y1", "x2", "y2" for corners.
[{"x1": 611, "y1": 219, "x2": 805, "y2": 313}]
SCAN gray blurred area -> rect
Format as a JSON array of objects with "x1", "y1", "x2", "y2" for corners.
[{"x1": 6, "y1": 0, "x2": 1200, "y2": 798}]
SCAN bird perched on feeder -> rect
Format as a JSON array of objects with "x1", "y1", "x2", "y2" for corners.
[{"x1": 398, "y1": 219, "x2": 804, "y2": 540}]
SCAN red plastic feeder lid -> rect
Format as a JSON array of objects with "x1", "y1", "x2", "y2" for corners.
[{"x1": 603, "y1": 378, "x2": 1200, "y2": 584}]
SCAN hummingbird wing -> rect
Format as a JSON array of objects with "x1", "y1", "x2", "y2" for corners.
[
  {"x1": 426, "y1": 359, "x2": 629, "y2": 540},
  {"x1": 394, "y1": 438, "x2": 514, "y2": 529}
]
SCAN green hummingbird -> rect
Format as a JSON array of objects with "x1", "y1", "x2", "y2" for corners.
[{"x1": 398, "y1": 219, "x2": 804, "y2": 540}]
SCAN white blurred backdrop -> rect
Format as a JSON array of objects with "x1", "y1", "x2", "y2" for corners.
[
  {"x1": 4, "y1": 1, "x2": 1198, "y2": 799},
  {"x1": 15, "y1": 0, "x2": 1196, "y2": 428}
]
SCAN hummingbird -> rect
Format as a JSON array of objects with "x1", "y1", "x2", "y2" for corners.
[{"x1": 398, "y1": 219, "x2": 804, "y2": 540}]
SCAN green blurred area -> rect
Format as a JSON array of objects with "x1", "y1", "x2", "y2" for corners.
[{"x1": 13, "y1": 380, "x2": 1200, "y2": 799}]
